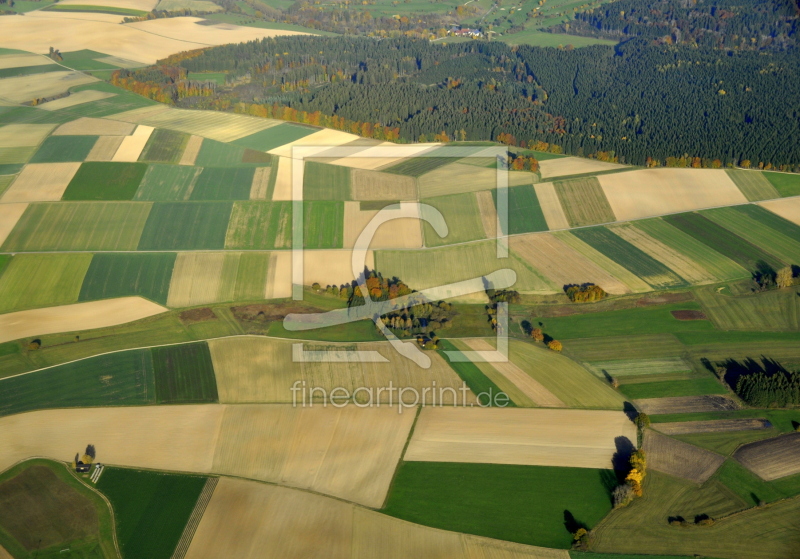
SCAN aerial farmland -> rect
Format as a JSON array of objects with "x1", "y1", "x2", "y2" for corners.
[{"x1": 0, "y1": 0, "x2": 799, "y2": 557}]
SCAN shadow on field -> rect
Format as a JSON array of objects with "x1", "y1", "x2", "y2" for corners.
[{"x1": 563, "y1": 510, "x2": 588, "y2": 534}]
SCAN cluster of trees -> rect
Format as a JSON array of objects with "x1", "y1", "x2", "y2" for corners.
[
  {"x1": 110, "y1": 67, "x2": 216, "y2": 104},
  {"x1": 527, "y1": 325, "x2": 563, "y2": 352},
  {"x1": 734, "y1": 369, "x2": 800, "y2": 407},
  {"x1": 614, "y1": 446, "x2": 647, "y2": 508},
  {"x1": 752, "y1": 264, "x2": 798, "y2": 291},
  {"x1": 565, "y1": 283, "x2": 607, "y2": 303},
  {"x1": 552, "y1": 0, "x2": 798, "y2": 51},
  {"x1": 508, "y1": 153, "x2": 540, "y2": 172},
  {"x1": 126, "y1": 35, "x2": 800, "y2": 168}
]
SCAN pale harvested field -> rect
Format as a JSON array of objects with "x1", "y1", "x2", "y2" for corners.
[
  {"x1": 463, "y1": 339, "x2": 564, "y2": 407},
  {"x1": 0, "y1": 405, "x2": 223, "y2": 474},
  {"x1": 166, "y1": 252, "x2": 226, "y2": 307},
  {"x1": 156, "y1": 0, "x2": 221, "y2": 11},
  {"x1": 598, "y1": 169, "x2": 747, "y2": 221},
  {"x1": 265, "y1": 251, "x2": 292, "y2": 299},
  {"x1": 758, "y1": 196, "x2": 800, "y2": 226},
  {"x1": 552, "y1": 231, "x2": 652, "y2": 293},
  {"x1": 510, "y1": 232, "x2": 630, "y2": 294},
  {"x1": 342, "y1": 201, "x2": 422, "y2": 249},
  {"x1": 129, "y1": 16, "x2": 309, "y2": 46},
  {"x1": 475, "y1": 191, "x2": 498, "y2": 239},
  {"x1": 0, "y1": 203, "x2": 28, "y2": 246},
  {"x1": 417, "y1": 163, "x2": 531, "y2": 198},
  {"x1": 330, "y1": 143, "x2": 439, "y2": 170},
  {"x1": 405, "y1": 407, "x2": 637, "y2": 469},
  {"x1": 0, "y1": 71, "x2": 97, "y2": 104},
  {"x1": 0, "y1": 124, "x2": 56, "y2": 148},
  {"x1": 0, "y1": 162, "x2": 80, "y2": 202},
  {"x1": 643, "y1": 431, "x2": 725, "y2": 483},
  {"x1": 653, "y1": 418, "x2": 772, "y2": 436},
  {"x1": 0, "y1": 544, "x2": 10, "y2": 559},
  {"x1": 179, "y1": 134, "x2": 203, "y2": 165},
  {"x1": 609, "y1": 222, "x2": 716, "y2": 285},
  {"x1": 111, "y1": 124, "x2": 153, "y2": 162},
  {"x1": 60, "y1": 0, "x2": 158, "y2": 10},
  {"x1": 538, "y1": 157, "x2": 626, "y2": 179},
  {"x1": 209, "y1": 336, "x2": 473, "y2": 405},
  {"x1": 24, "y1": 10, "x2": 127, "y2": 23},
  {"x1": 94, "y1": 55, "x2": 147, "y2": 68},
  {"x1": 733, "y1": 432, "x2": 800, "y2": 481},
  {"x1": 211, "y1": 404, "x2": 415, "y2": 507},
  {"x1": 350, "y1": 169, "x2": 417, "y2": 200},
  {"x1": 85, "y1": 136, "x2": 125, "y2": 161},
  {"x1": 533, "y1": 182, "x2": 569, "y2": 230},
  {"x1": 302, "y1": 249, "x2": 374, "y2": 287},
  {"x1": 53, "y1": 117, "x2": 134, "y2": 136},
  {"x1": 38, "y1": 90, "x2": 116, "y2": 111},
  {"x1": 0, "y1": 296, "x2": 167, "y2": 343},
  {"x1": 186, "y1": 478, "x2": 566, "y2": 559},
  {"x1": 250, "y1": 166, "x2": 271, "y2": 200},
  {"x1": 112, "y1": 106, "x2": 279, "y2": 142},
  {"x1": 269, "y1": 128, "x2": 359, "y2": 158},
  {"x1": 0, "y1": 53, "x2": 51, "y2": 70},
  {"x1": 634, "y1": 395, "x2": 741, "y2": 415},
  {"x1": 271, "y1": 156, "x2": 293, "y2": 201}
]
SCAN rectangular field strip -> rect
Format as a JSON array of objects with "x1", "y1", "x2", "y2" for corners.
[
  {"x1": 763, "y1": 171, "x2": 800, "y2": 197},
  {"x1": 224, "y1": 201, "x2": 292, "y2": 250},
  {"x1": 232, "y1": 123, "x2": 315, "y2": 152},
  {"x1": 139, "y1": 128, "x2": 189, "y2": 164},
  {"x1": 0, "y1": 253, "x2": 92, "y2": 313},
  {"x1": 422, "y1": 192, "x2": 486, "y2": 247},
  {"x1": 62, "y1": 162, "x2": 148, "y2": 201},
  {"x1": 193, "y1": 139, "x2": 248, "y2": 167},
  {"x1": 79, "y1": 252, "x2": 177, "y2": 305},
  {"x1": 134, "y1": 165, "x2": 201, "y2": 201},
  {"x1": 553, "y1": 177, "x2": 616, "y2": 227},
  {"x1": 303, "y1": 161, "x2": 350, "y2": 200},
  {"x1": 493, "y1": 185, "x2": 548, "y2": 235},
  {"x1": 702, "y1": 207, "x2": 800, "y2": 265},
  {"x1": 190, "y1": 167, "x2": 255, "y2": 200},
  {"x1": 30, "y1": 135, "x2": 98, "y2": 163},
  {"x1": 137, "y1": 202, "x2": 233, "y2": 250},
  {"x1": 151, "y1": 342, "x2": 218, "y2": 404},
  {"x1": 303, "y1": 201, "x2": 344, "y2": 249},
  {"x1": 726, "y1": 169, "x2": 780, "y2": 201}
]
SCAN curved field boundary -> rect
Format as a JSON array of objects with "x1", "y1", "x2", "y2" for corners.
[{"x1": 733, "y1": 432, "x2": 800, "y2": 481}]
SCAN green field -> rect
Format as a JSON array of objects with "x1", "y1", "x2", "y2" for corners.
[
  {"x1": 383, "y1": 462, "x2": 614, "y2": 549},
  {"x1": 572, "y1": 227, "x2": 688, "y2": 288},
  {"x1": 303, "y1": 161, "x2": 350, "y2": 200},
  {"x1": 632, "y1": 218, "x2": 749, "y2": 282},
  {"x1": 134, "y1": 164, "x2": 201, "y2": 201},
  {"x1": 0, "y1": 459, "x2": 116, "y2": 559},
  {"x1": 674, "y1": 428, "x2": 781, "y2": 456},
  {"x1": 190, "y1": 167, "x2": 255, "y2": 200},
  {"x1": 713, "y1": 459, "x2": 799, "y2": 506},
  {"x1": 187, "y1": 72, "x2": 227, "y2": 85},
  {"x1": 0, "y1": 147, "x2": 34, "y2": 165},
  {"x1": 139, "y1": 128, "x2": 189, "y2": 164},
  {"x1": 29, "y1": 135, "x2": 97, "y2": 163},
  {"x1": 725, "y1": 169, "x2": 780, "y2": 201},
  {"x1": 62, "y1": 162, "x2": 148, "y2": 201},
  {"x1": 2, "y1": 202, "x2": 151, "y2": 251},
  {"x1": 385, "y1": 155, "x2": 453, "y2": 177},
  {"x1": 422, "y1": 192, "x2": 486, "y2": 247},
  {"x1": 0, "y1": 349, "x2": 154, "y2": 417},
  {"x1": 78, "y1": 252, "x2": 176, "y2": 305},
  {"x1": 224, "y1": 201, "x2": 292, "y2": 249},
  {"x1": 43, "y1": 3, "x2": 148, "y2": 15},
  {"x1": 193, "y1": 138, "x2": 248, "y2": 167},
  {"x1": 96, "y1": 467, "x2": 207, "y2": 559},
  {"x1": 554, "y1": 177, "x2": 616, "y2": 227},
  {"x1": 303, "y1": 201, "x2": 343, "y2": 249},
  {"x1": 566, "y1": 334, "x2": 686, "y2": 361},
  {"x1": 0, "y1": 253, "x2": 92, "y2": 313},
  {"x1": 732, "y1": 203, "x2": 800, "y2": 243},
  {"x1": 618, "y1": 377, "x2": 727, "y2": 400},
  {"x1": 59, "y1": 83, "x2": 156, "y2": 118},
  {"x1": 664, "y1": 212, "x2": 784, "y2": 272},
  {"x1": 151, "y1": 342, "x2": 218, "y2": 403},
  {"x1": 437, "y1": 339, "x2": 510, "y2": 407},
  {"x1": 0, "y1": 64, "x2": 63, "y2": 79},
  {"x1": 763, "y1": 171, "x2": 800, "y2": 197},
  {"x1": 59, "y1": 50, "x2": 121, "y2": 72},
  {"x1": 702, "y1": 207, "x2": 800, "y2": 265},
  {"x1": 231, "y1": 123, "x2": 315, "y2": 152},
  {"x1": 232, "y1": 252, "x2": 271, "y2": 300},
  {"x1": 137, "y1": 202, "x2": 233, "y2": 250},
  {"x1": 586, "y1": 356, "x2": 691, "y2": 378},
  {"x1": 494, "y1": 184, "x2": 548, "y2": 235},
  {"x1": 694, "y1": 286, "x2": 800, "y2": 331},
  {"x1": 499, "y1": 30, "x2": 619, "y2": 48}
]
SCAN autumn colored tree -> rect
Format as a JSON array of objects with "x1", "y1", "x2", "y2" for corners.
[
  {"x1": 547, "y1": 340, "x2": 562, "y2": 352},
  {"x1": 776, "y1": 266, "x2": 794, "y2": 288},
  {"x1": 531, "y1": 328, "x2": 544, "y2": 342}
]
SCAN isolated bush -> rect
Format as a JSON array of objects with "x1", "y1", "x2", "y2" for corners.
[
  {"x1": 28, "y1": 339, "x2": 41, "y2": 351},
  {"x1": 547, "y1": 340, "x2": 562, "y2": 352},
  {"x1": 531, "y1": 328, "x2": 544, "y2": 342}
]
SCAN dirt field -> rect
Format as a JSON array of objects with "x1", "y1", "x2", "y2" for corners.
[
  {"x1": 0, "y1": 53, "x2": 52, "y2": 70},
  {"x1": 758, "y1": 197, "x2": 800, "y2": 226},
  {"x1": 85, "y1": 136, "x2": 125, "y2": 161},
  {"x1": 179, "y1": 134, "x2": 203, "y2": 165},
  {"x1": 186, "y1": 478, "x2": 566, "y2": 559},
  {"x1": 643, "y1": 431, "x2": 725, "y2": 483},
  {"x1": 510, "y1": 232, "x2": 630, "y2": 294},
  {"x1": 609, "y1": 223, "x2": 716, "y2": 285},
  {"x1": 271, "y1": 156, "x2": 293, "y2": 201},
  {"x1": 331, "y1": 143, "x2": 439, "y2": 170},
  {"x1": 405, "y1": 407, "x2": 636, "y2": 469},
  {"x1": 111, "y1": 124, "x2": 153, "y2": 162},
  {"x1": 0, "y1": 203, "x2": 27, "y2": 246},
  {"x1": 268, "y1": 128, "x2": 359, "y2": 158},
  {"x1": 350, "y1": 168, "x2": 417, "y2": 200},
  {"x1": 653, "y1": 418, "x2": 772, "y2": 436},
  {"x1": 209, "y1": 336, "x2": 473, "y2": 404},
  {"x1": 301, "y1": 249, "x2": 374, "y2": 287},
  {"x1": 342, "y1": 201, "x2": 422, "y2": 249},
  {"x1": 0, "y1": 405, "x2": 224, "y2": 474},
  {"x1": 0, "y1": 71, "x2": 97, "y2": 104},
  {"x1": 250, "y1": 166, "x2": 271, "y2": 200},
  {"x1": 598, "y1": 169, "x2": 747, "y2": 221},
  {"x1": 211, "y1": 404, "x2": 415, "y2": 507},
  {"x1": 463, "y1": 339, "x2": 564, "y2": 407},
  {"x1": 54, "y1": 117, "x2": 135, "y2": 137},
  {"x1": 0, "y1": 296, "x2": 167, "y2": 343},
  {"x1": 634, "y1": 395, "x2": 741, "y2": 415},
  {"x1": 538, "y1": 157, "x2": 626, "y2": 179},
  {"x1": 533, "y1": 182, "x2": 569, "y2": 230},
  {"x1": 0, "y1": 162, "x2": 81, "y2": 202},
  {"x1": 166, "y1": 252, "x2": 226, "y2": 307},
  {"x1": 733, "y1": 432, "x2": 800, "y2": 481},
  {"x1": 474, "y1": 191, "x2": 498, "y2": 239},
  {"x1": 38, "y1": 90, "x2": 117, "y2": 111},
  {"x1": 0, "y1": 124, "x2": 56, "y2": 148}
]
